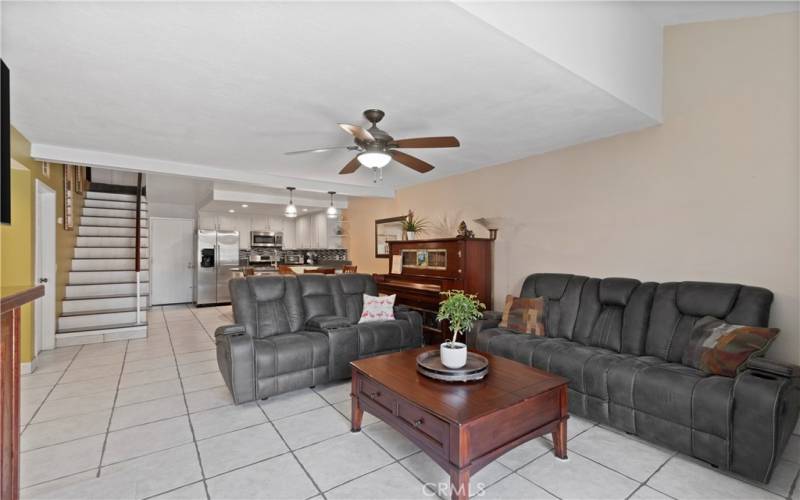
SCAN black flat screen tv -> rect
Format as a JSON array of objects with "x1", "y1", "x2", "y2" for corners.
[{"x1": 1, "y1": 60, "x2": 9, "y2": 225}]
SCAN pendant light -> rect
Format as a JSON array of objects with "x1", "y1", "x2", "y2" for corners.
[
  {"x1": 326, "y1": 191, "x2": 338, "y2": 219},
  {"x1": 284, "y1": 187, "x2": 297, "y2": 218}
]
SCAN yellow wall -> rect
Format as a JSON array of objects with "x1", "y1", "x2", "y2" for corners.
[
  {"x1": 1, "y1": 127, "x2": 85, "y2": 363},
  {"x1": 345, "y1": 13, "x2": 800, "y2": 364}
]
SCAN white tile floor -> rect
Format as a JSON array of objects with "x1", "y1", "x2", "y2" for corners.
[{"x1": 18, "y1": 304, "x2": 800, "y2": 500}]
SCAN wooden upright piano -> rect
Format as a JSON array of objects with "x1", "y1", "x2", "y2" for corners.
[{"x1": 374, "y1": 237, "x2": 493, "y2": 345}]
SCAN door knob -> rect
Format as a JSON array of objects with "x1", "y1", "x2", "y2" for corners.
[{"x1": 39, "y1": 277, "x2": 48, "y2": 283}]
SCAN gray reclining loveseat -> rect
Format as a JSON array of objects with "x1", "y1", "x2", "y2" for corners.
[
  {"x1": 216, "y1": 273, "x2": 422, "y2": 404},
  {"x1": 469, "y1": 273, "x2": 799, "y2": 483}
]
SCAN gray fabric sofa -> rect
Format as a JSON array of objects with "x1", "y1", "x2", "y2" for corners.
[
  {"x1": 216, "y1": 273, "x2": 423, "y2": 404},
  {"x1": 468, "y1": 273, "x2": 800, "y2": 483}
]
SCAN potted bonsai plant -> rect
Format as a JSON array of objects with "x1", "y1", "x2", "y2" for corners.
[
  {"x1": 402, "y1": 210, "x2": 427, "y2": 240},
  {"x1": 436, "y1": 290, "x2": 485, "y2": 368}
]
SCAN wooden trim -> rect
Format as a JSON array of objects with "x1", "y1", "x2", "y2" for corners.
[
  {"x1": 1, "y1": 285, "x2": 45, "y2": 314},
  {"x1": 134, "y1": 173, "x2": 142, "y2": 273},
  {"x1": 0, "y1": 285, "x2": 41, "y2": 500}
]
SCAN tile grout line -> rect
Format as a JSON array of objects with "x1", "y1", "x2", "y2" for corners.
[
  {"x1": 21, "y1": 344, "x2": 85, "y2": 434},
  {"x1": 164, "y1": 305, "x2": 212, "y2": 500},
  {"x1": 634, "y1": 450, "x2": 679, "y2": 500},
  {"x1": 255, "y1": 401, "x2": 327, "y2": 498},
  {"x1": 95, "y1": 339, "x2": 131, "y2": 477}
]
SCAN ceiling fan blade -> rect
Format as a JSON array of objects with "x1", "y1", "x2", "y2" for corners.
[
  {"x1": 339, "y1": 157, "x2": 361, "y2": 175},
  {"x1": 392, "y1": 136, "x2": 460, "y2": 149},
  {"x1": 284, "y1": 146, "x2": 355, "y2": 155},
  {"x1": 391, "y1": 150, "x2": 435, "y2": 173},
  {"x1": 338, "y1": 123, "x2": 375, "y2": 142}
]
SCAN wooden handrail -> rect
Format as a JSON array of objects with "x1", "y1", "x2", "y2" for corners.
[{"x1": 135, "y1": 173, "x2": 142, "y2": 273}]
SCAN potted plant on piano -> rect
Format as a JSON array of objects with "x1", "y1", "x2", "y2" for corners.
[
  {"x1": 436, "y1": 290, "x2": 485, "y2": 368},
  {"x1": 402, "y1": 210, "x2": 427, "y2": 240}
]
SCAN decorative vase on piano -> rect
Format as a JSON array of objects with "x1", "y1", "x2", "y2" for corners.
[{"x1": 436, "y1": 290, "x2": 485, "y2": 369}]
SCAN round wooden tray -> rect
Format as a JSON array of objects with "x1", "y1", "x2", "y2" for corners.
[{"x1": 416, "y1": 349, "x2": 489, "y2": 382}]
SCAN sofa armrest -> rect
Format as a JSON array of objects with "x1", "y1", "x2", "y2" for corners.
[
  {"x1": 215, "y1": 325, "x2": 256, "y2": 404},
  {"x1": 465, "y1": 314, "x2": 502, "y2": 349},
  {"x1": 745, "y1": 357, "x2": 800, "y2": 379},
  {"x1": 482, "y1": 310, "x2": 504, "y2": 322},
  {"x1": 305, "y1": 315, "x2": 352, "y2": 331},
  {"x1": 215, "y1": 324, "x2": 246, "y2": 338},
  {"x1": 393, "y1": 307, "x2": 423, "y2": 347},
  {"x1": 730, "y1": 368, "x2": 800, "y2": 482}
]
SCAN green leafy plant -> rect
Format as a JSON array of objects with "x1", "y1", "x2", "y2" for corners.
[
  {"x1": 437, "y1": 290, "x2": 486, "y2": 345},
  {"x1": 402, "y1": 210, "x2": 428, "y2": 233}
]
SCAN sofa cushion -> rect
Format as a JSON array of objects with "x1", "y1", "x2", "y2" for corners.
[
  {"x1": 547, "y1": 343, "x2": 627, "y2": 394},
  {"x1": 356, "y1": 319, "x2": 417, "y2": 358},
  {"x1": 645, "y1": 282, "x2": 774, "y2": 362},
  {"x1": 634, "y1": 363, "x2": 709, "y2": 428},
  {"x1": 253, "y1": 330, "x2": 329, "y2": 390},
  {"x1": 571, "y1": 278, "x2": 655, "y2": 354},
  {"x1": 231, "y1": 276, "x2": 305, "y2": 338},
  {"x1": 519, "y1": 274, "x2": 587, "y2": 340},
  {"x1": 297, "y1": 274, "x2": 337, "y2": 320},
  {"x1": 332, "y1": 274, "x2": 379, "y2": 324},
  {"x1": 682, "y1": 316, "x2": 779, "y2": 376},
  {"x1": 499, "y1": 295, "x2": 546, "y2": 335}
]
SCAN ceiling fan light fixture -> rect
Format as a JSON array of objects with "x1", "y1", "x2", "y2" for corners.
[
  {"x1": 357, "y1": 151, "x2": 391, "y2": 169},
  {"x1": 326, "y1": 191, "x2": 338, "y2": 219},
  {"x1": 284, "y1": 187, "x2": 297, "y2": 218}
]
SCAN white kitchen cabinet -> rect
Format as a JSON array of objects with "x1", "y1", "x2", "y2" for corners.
[
  {"x1": 294, "y1": 215, "x2": 314, "y2": 248},
  {"x1": 282, "y1": 218, "x2": 296, "y2": 249},
  {"x1": 315, "y1": 213, "x2": 328, "y2": 249}
]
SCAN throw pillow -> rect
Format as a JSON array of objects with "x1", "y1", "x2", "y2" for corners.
[
  {"x1": 359, "y1": 294, "x2": 396, "y2": 324},
  {"x1": 499, "y1": 295, "x2": 546, "y2": 336},
  {"x1": 682, "y1": 316, "x2": 779, "y2": 377}
]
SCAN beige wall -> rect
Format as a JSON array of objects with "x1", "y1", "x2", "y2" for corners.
[{"x1": 345, "y1": 13, "x2": 800, "y2": 364}]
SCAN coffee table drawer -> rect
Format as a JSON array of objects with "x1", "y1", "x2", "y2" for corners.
[
  {"x1": 360, "y1": 377, "x2": 396, "y2": 413},
  {"x1": 397, "y1": 399, "x2": 449, "y2": 448}
]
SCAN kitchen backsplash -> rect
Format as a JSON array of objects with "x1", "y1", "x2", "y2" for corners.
[{"x1": 241, "y1": 248, "x2": 348, "y2": 263}]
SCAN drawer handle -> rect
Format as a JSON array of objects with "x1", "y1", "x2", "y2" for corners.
[
  {"x1": 369, "y1": 391, "x2": 381, "y2": 399},
  {"x1": 413, "y1": 418, "x2": 424, "y2": 428}
]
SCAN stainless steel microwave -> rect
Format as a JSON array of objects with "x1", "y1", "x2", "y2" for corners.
[{"x1": 250, "y1": 231, "x2": 283, "y2": 248}]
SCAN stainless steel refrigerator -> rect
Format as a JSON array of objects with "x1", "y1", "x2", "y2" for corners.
[{"x1": 195, "y1": 229, "x2": 239, "y2": 305}]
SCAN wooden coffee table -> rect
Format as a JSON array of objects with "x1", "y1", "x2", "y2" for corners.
[{"x1": 350, "y1": 347, "x2": 569, "y2": 500}]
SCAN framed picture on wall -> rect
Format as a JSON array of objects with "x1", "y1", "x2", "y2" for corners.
[
  {"x1": 74, "y1": 165, "x2": 84, "y2": 194},
  {"x1": 64, "y1": 164, "x2": 74, "y2": 230}
]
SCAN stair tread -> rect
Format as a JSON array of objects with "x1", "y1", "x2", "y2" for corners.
[
  {"x1": 56, "y1": 322, "x2": 148, "y2": 334},
  {"x1": 63, "y1": 293, "x2": 150, "y2": 300},
  {"x1": 67, "y1": 281, "x2": 150, "y2": 286},
  {"x1": 69, "y1": 269, "x2": 149, "y2": 273},
  {"x1": 60, "y1": 307, "x2": 144, "y2": 317}
]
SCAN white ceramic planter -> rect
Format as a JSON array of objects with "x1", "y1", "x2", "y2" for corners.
[
  {"x1": 406, "y1": 231, "x2": 416, "y2": 240},
  {"x1": 440, "y1": 342, "x2": 467, "y2": 369}
]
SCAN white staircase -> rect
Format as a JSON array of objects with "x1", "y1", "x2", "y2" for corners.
[{"x1": 56, "y1": 189, "x2": 149, "y2": 346}]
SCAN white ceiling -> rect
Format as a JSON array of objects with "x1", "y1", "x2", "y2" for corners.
[
  {"x1": 201, "y1": 200, "x2": 323, "y2": 218},
  {"x1": 3, "y1": 1, "x2": 796, "y2": 197},
  {"x1": 637, "y1": 1, "x2": 799, "y2": 26}
]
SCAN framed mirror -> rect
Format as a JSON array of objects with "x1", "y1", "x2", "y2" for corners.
[{"x1": 375, "y1": 216, "x2": 406, "y2": 258}]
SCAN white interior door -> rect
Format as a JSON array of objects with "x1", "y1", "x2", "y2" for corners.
[
  {"x1": 35, "y1": 180, "x2": 56, "y2": 353},
  {"x1": 150, "y1": 217, "x2": 195, "y2": 305}
]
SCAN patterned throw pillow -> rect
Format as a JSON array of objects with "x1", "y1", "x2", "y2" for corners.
[
  {"x1": 499, "y1": 295, "x2": 546, "y2": 336},
  {"x1": 682, "y1": 316, "x2": 779, "y2": 377},
  {"x1": 359, "y1": 294, "x2": 396, "y2": 324}
]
